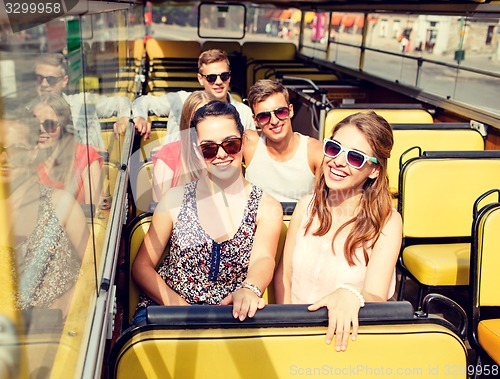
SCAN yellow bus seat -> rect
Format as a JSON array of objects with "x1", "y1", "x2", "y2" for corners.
[
  {"x1": 150, "y1": 71, "x2": 199, "y2": 79},
  {"x1": 242, "y1": 42, "x2": 297, "y2": 61},
  {"x1": 202, "y1": 40, "x2": 242, "y2": 55},
  {"x1": 324, "y1": 106, "x2": 434, "y2": 139},
  {"x1": 147, "y1": 79, "x2": 201, "y2": 93},
  {"x1": 126, "y1": 212, "x2": 154, "y2": 324},
  {"x1": 263, "y1": 202, "x2": 294, "y2": 304},
  {"x1": 397, "y1": 151, "x2": 500, "y2": 307},
  {"x1": 133, "y1": 161, "x2": 154, "y2": 216},
  {"x1": 131, "y1": 38, "x2": 145, "y2": 65},
  {"x1": 110, "y1": 302, "x2": 468, "y2": 379},
  {"x1": 264, "y1": 67, "x2": 338, "y2": 83},
  {"x1": 139, "y1": 127, "x2": 167, "y2": 162},
  {"x1": 470, "y1": 194, "x2": 500, "y2": 365},
  {"x1": 242, "y1": 42, "x2": 297, "y2": 90},
  {"x1": 389, "y1": 124, "x2": 484, "y2": 194},
  {"x1": 101, "y1": 127, "x2": 124, "y2": 165},
  {"x1": 146, "y1": 39, "x2": 202, "y2": 60},
  {"x1": 87, "y1": 216, "x2": 108, "y2": 265}
]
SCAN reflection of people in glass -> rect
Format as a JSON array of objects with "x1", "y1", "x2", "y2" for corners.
[
  {"x1": 28, "y1": 93, "x2": 103, "y2": 206},
  {"x1": 132, "y1": 101, "x2": 282, "y2": 324},
  {"x1": 0, "y1": 113, "x2": 89, "y2": 317},
  {"x1": 151, "y1": 90, "x2": 216, "y2": 202},
  {"x1": 34, "y1": 53, "x2": 132, "y2": 149}
]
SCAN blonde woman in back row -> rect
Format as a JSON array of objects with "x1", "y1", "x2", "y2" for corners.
[{"x1": 152, "y1": 91, "x2": 216, "y2": 202}]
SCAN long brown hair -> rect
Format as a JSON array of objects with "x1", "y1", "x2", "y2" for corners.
[{"x1": 305, "y1": 111, "x2": 394, "y2": 266}]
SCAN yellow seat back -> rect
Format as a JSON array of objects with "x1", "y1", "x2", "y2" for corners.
[
  {"x1": 126, "y1": 213, "x2": 153, "y2": 324},
  {"x1": 473, "y1": 202, "x2": 500, "y2": 307},
  {"x1": 146, "y1": 39, "x2": 202, "y2": 59},
  {"x1": 139, "y1": 128, "x2": 167, "y2": 162},
  {"x1": 202, "y1": 41, "x2": 242, "y2": 55},
  {"x1": 111, "y1": 303, "x2": 467, "y2": 379},
  {"x1": 324, "y1": 108, "x2": 434, "y2": 139},
  {"x1": 470, "y1": 194, "x2": 500, "y2": 364},
  {"x1": 389, "y1": 127, "x2": 484, "y2": 193},
  {"x1": 400, "y1": 155, "x2": 500, "y2": 238},
  {"x1": 133, "y1": 161, "x2": 154, "y2": 216},
  {"x1": 101, "y1": 128, "x2": 124, "y2": 164}
]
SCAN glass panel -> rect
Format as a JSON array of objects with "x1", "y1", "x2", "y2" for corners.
[
  {"x1": 302, "y1": 12, "x2": 328, "y2": 59},
  {"x1": 331, "y1": 43, "x2": 360, "y2": 70},
  {"x1": 199, "y1": 3, "x2": 246, "y2": 39},
  {"x1": 0, "y1": 5, "x2": 137, "y2": 376},
  {"x1": 455, "y1": 70, "x2": 500, "y2": 113},
  {"x1": 360, "y1": 12, "x2": 500, "y2": 116}
]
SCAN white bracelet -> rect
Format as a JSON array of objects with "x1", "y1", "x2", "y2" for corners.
[
  {"x1": 240, "y1": 281, "x2": 262, "y2": 297},
  {"x1": 335, "y1": 284, "x2": 365, "y2": 307}
]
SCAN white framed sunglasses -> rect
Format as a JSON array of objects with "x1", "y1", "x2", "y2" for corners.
[{"x1": 323, "y1": 138, "x2": 378, "y2": 169}]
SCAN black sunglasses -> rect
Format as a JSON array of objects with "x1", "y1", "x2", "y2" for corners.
[
  {"x1": 199, "y1": 137, "x2": 242, "y2": 160},
  {"x1": 35, "y1": 74, "x2": 64, "y2": 86},
  {"x1": 40, "y1": 120, "x2": 60, "y2": 133},
  {"x1": 200, "y1": 71, "x2": 231, "y2": 84},
  {"x1": 254, "y1": 106, "x2": 290, "y2": 126},
  {"x1": 323, "y1": 139, "x2": 379, "y2": 169}
]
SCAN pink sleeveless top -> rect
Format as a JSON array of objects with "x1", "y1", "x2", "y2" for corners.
[{"x1": 291, "y1": 206, "x2": 396, "y2": 304}]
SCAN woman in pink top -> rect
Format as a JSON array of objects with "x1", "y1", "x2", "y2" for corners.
[
  {"x1": 275, "y1": 111, "x2": 402, "y2": 352},
  {"x1": 152, "y1": 91, "x2": 216, "y2": 202},
  {"x1": 29, "y1": 93, "x2": 103, "y2": 206}
]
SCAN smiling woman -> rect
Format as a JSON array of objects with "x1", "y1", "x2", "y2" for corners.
[
  {"x1": 28, "y1": 93, "x2": 103, "y2": 207},
  {"x1": 274, "y1": 111, "x2": 402, "y2": 352},
  {"x1": 131, "y1": 100, "x2": 282, "y2": 323}
]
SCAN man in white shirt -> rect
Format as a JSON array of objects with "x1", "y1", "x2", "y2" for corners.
[
  {"x1": 132, "y1": 49, "x2": 255, "y2": 143},
  {"x1": 35, "y1": 53, "x2": 132, "y2": 150},
  {"x1": 244, "y1": 80, "x2": 323, "y2": 202}
]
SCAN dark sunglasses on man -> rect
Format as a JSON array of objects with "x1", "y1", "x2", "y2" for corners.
[
  {"x1": 199, "y1": 137, "x2": 242, "y2": 160},
  {"x1": 199, "y1": 71, "x2": 231, "y2": 84},
  {"x1": 254, "y1": 106, "x2": 290, "y2": 126},
  {"x1": 35, "y1": 74, "x2": 64, "y2": 86}
]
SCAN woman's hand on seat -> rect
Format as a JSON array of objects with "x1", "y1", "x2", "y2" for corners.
[
  {"x1": 308, "y1": 289, "x2": 362, "y2": 351},
  {"x1": 221, "y1": 288, "x2": 265, "y2": 321}
]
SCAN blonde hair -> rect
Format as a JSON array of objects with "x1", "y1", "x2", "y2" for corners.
[{"x1": 175, "y1": 91, "x2": 217, "y2": 186}]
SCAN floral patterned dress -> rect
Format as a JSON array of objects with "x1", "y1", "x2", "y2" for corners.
[
  {"x1": 16, "y1": 185, "x2": 81, "y2": 309},
  {"x1": 137, "y1": 180, "x2": 263, "y2": 308}
]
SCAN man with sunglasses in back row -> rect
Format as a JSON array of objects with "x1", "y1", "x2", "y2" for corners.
[
  {"x1": 244, "y1": 80, "x2": 324, "y2": 203},
  {"x1": 35, "y1": 53, "x2": 132, "y2": 150},
  {"x1": 132, "y1": 49, "x2": 255, "y2": 142}
]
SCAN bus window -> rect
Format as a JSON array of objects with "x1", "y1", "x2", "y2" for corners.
[{"x1": 199, "y1": 3, "x2": 246, "y2": 39}]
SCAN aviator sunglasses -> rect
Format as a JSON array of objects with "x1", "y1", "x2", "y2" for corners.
[
  {"x1": 199, "y1": 137, "x2": 242, "y2": 160},
  {"x1": 40, "y1": 120, "x2": 60, "y2": 133},
  {"x1": 35, "y1": 74, "x2": 64, "y2": 86},
  {"x1": 199, "y1": 71, "x2": 231, "y2": 84},
  {"x1": 323, "y1": 138, "x2": 379, "y2": 169},
  {"x1": 254, "y1": 106, "x2": 290, "y2": 126}
]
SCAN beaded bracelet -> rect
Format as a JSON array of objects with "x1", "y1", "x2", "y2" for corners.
[
  {"x1": 335, "y1": 284, "x2": 365, "y2": 307},
  {"x1": 240, "y1": 281, "x2": 262, "y2": 298}
]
